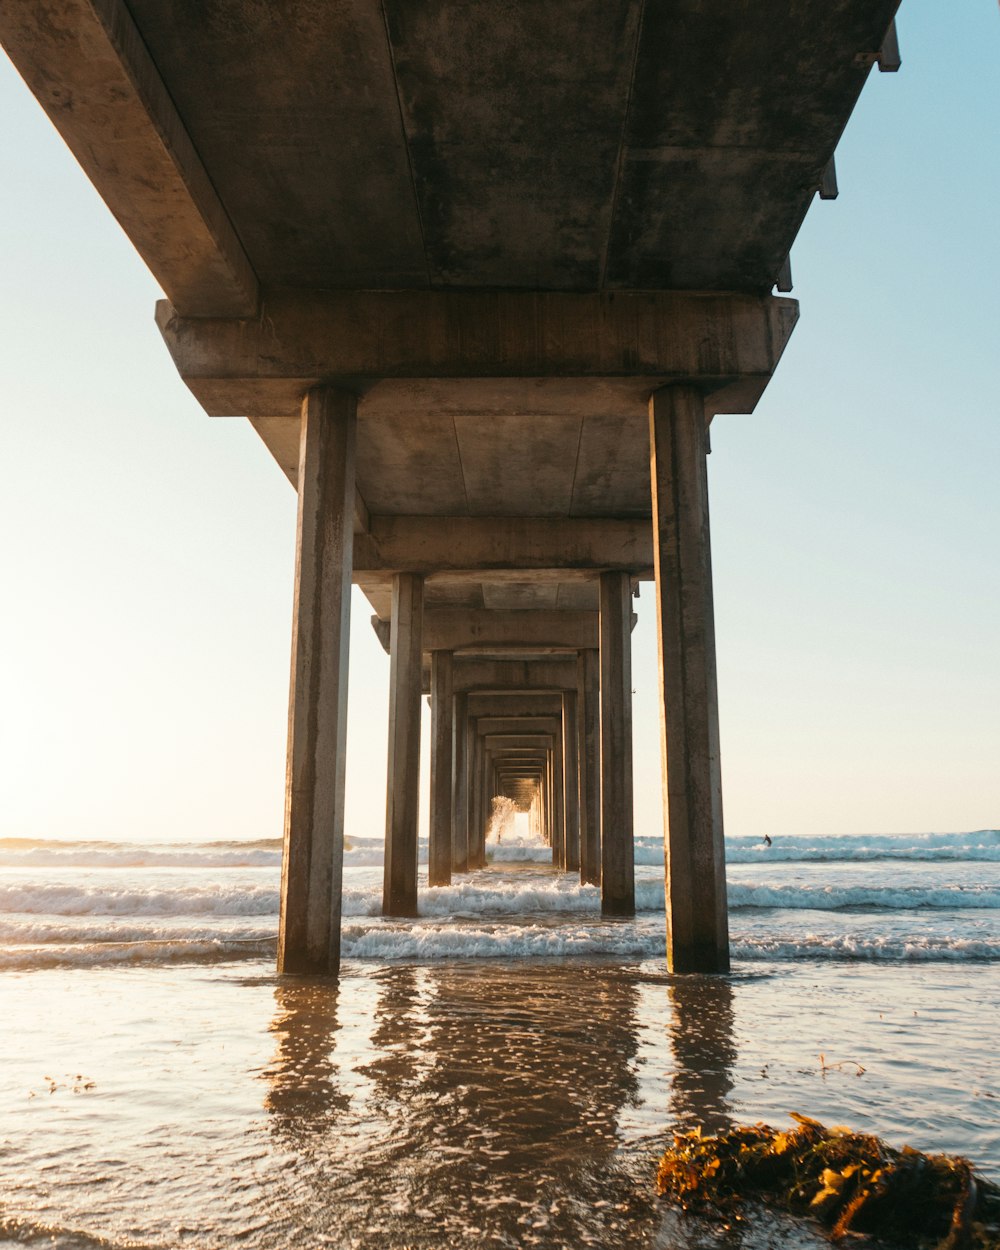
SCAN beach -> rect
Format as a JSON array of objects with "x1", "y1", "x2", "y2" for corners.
[{"x1": 1, "y1": 830, "x2": 998, "y2": 1248}]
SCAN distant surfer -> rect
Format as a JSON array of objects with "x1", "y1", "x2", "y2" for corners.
[{"x1": 762, "y1": 834, "x2": 772, "y2": 848}]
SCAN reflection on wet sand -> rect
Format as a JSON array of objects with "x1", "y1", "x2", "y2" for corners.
[
  {"x1": 255, "y1": 963, "x2": 788, "y2": 1249},
  {"x1": 668, "y1": 976, "x2": 736, "y2": 1135}
]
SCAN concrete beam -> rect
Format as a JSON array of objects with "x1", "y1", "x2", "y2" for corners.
[
  {"x1": 355, "y1": 516, "x2": 653, "y2": 574},
  {"x1": 0, "y1": 0, "x2": 258, "y2": 317},
  {"x1": 369, "y1": 610, "x2": 597, "y2": 657},
  {"x1": 475, "y1": 717, "x2": 561, "y2": 737},
  {"x1": 427, "y1": 609, "x2": 597, "y2": 653},
  {"x1": 467, "y1": 694, "x2": 563, "y2": 719},
  {"x1": 453, "y1": 658, "x2": 580, "y2": 694},
  {"x1": 156, "y1": 289, "x2": 798, "y2": 417}
]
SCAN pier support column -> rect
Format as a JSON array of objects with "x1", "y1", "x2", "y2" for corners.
[
  {"x1": 600, "y1": 571, "x2": 635, "y2": 916},
  {"x1": 429, "y1": 650, "x2": 454, "y2": 887},
  {"x1": 382, "y1": 573, "x2": 424, "y2": 916},
  {"x1": 278, "y1": 387, "x2": 356, "y2": 976},
  {"x1": 452, "y1": 693, "x2": 470, "y2": 872},
  {"x1": 563, "y1": 689, "x2": 581, "y2": 873},
  {"x1": 555, "y1": 731, "x2": 567, "y2": 867},
  {"x1": 650, "y1": 387, "x2": 729, "y2": 972},
  {"x1": 578, "y1": 649, "x2": 601, "y2": 885}
]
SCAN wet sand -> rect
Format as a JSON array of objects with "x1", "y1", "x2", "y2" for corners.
[{"x1": 1, "y1": 938, "x2": 997, "y2": 1249}]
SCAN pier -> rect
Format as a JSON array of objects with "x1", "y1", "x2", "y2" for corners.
[{"x1": 0, "y1": 0, "x2": 902, "y2": 976}]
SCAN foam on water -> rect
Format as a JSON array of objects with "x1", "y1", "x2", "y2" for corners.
[
  {"x1": 3, "y1": 829, "x2": 997, "y2": 869},
  {"x1": 2, "y1": 829, "x2": 998, "y2": 971},
  {"x1": 4, "y1": 875, "x2": 998, "y2": 921}
]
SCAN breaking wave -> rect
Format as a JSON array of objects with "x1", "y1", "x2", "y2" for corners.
[
  {"x1": 4, "y1": 876, "x2": 998, "y2": 921},
  {"x1": 3, "y1": 925, "x2": 996, "y2": 970}
]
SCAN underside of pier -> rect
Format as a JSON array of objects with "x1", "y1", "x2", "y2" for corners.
[{"x1": 1, "y1": 0, "x2": 902, "y2": 974}]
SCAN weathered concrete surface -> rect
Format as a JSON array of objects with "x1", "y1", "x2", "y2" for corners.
[
  {"x1": 277, "y1": 389, "x2": 355, "y2": 975},
  {"x1": 383, "y1": 574, "x2": 424, "y2": 917},
  {"x1": 3, "y1": 0, "x2": 899, "y2": 300},
  {"x1": 453, "y1": 658, "x2": 580, "y2": 694},
  {"x1": 467, "y1": 694, "x2": 563, "y2": 720},
  {"x1": 354, "y1": 517, "x2": 654, "y2": 573},
  {"x1": 650, "y1": 387, "x2": 729, "y2": 973},
  {"x1": 411, "y1": 609, "x2": 598, "y2": 654},
  {"x1": 156, "y1": 290, "x2": 798, "y2": 421}
]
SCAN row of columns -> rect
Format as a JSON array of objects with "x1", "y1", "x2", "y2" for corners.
[{"x1": 278, "y1": 385, "x2": 729, "y2": 977}]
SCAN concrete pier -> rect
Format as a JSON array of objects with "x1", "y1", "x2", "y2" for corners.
[
  {"x1": 650, "y1": 388, "x2": 729, "y2": 972},
  {"x1": 452, "y1": 693, "x2": 470, "y2": 872},
  {"x1": 277, "y1": 388, "x2": 356, "y2": 975},
  {"x1": 578, "y1": 649, "x2": 601, "y2": 886},
  {"x1": 428, "y1": 650, "x2": 454, "y2": 887},
  {"x1": 562, "y1": 691, "x2": 581, "y2": 873},
  {"x1": 600, "y1": 572, "x2": 635, "y2": 917},
  {"x1": 1, "y1": 0, "x2": 904, "y2": 975},
  {"x1": 383, "y1": 574, "x2": 424, "y2": 917}
]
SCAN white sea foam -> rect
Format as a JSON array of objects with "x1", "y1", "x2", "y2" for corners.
[
  {"x1": 2, "y1": 917, "x2": 997, "y2": 969},
  {"x1": 1, "y1": 829, "x2": 997, "y2": 869},
  {"x1": 340, "y1": 921, "x2": 656, "y2": 961},
  {"x1": 0, "y1": 937, "x2": 275, "y2": 971},
  {"x1": 0, "y1": 881, "x2": 280, "y2": 917},
  {"x1": 4, "y1": 875, "x2": 997, "y2": 921}
]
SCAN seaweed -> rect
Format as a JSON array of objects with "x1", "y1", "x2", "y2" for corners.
[{"x1": 656, "y1": 1115, "x2": 1000, "y2": 1249}]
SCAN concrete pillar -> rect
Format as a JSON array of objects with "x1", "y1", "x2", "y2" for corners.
[
  {"x1": 428, "y1": 650, "x2": 454, "y2": 887},
  {"x1": 562, "y1": 689, "x2": 581, "y2": 872},
  {"x1": 452, "y1": 693, "x2": 470, "y2": 872},
  {"x1": 650, "y1": 386, "x2": 729, "y2": 973},
  {"x1": 382, "y1": 573, "x2": 424, "y2": 917},
  {"x1": 278, "y1": 387, "x2": 356, "y2": 976},
  {"x1": 599, "y1": 570, "x2": 635, "y2": 916},
  {"x1": 472, "y1": 737, "x2": 487, "y2": 867},
  {"x1": 578, "y1": 648, "x2": 601, "y2": 885}
]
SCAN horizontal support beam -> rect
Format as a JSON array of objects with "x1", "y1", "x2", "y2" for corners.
[
  {"x1": 156, "y1": 289, "x2": 798, "y2": 417},
  {"x1": 0, "y1": 0, "x2": 258, "y2": 317},
  {"x1": 475, "y1": 718, "x2": 561, "y2": 737},
  {"x1": 453, "y1": 658, "x2": 580, "y2": 694},
  {"x1": 372, "y1": 611, "x2": 596, "y2": 657},
  {"x1": 355, "y1": 516, "x2": 652, "y2": 574},
  {"x1": 429, "y1": 609, "x2": 597, "y2": 653},
  {"x1": 484, "y1": 735, "x2": 554, "y2": 748},
  {"x1": 467, "y1": 694, "x2": 564, "y2": 719}
]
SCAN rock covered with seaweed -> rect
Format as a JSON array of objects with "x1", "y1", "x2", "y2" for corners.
[{"x1": 656, "y1": 1114, "x2": 1000, "y2": 1249}]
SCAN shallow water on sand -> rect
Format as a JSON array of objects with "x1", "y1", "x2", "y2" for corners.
[{"x1": 0, "y1": 938, "x2": 997, "y2": 1248}]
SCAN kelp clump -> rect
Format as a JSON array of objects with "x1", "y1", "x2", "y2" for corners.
[{"x1": 657, "y1": 1114, "x2": 1000, "y2": 1248}]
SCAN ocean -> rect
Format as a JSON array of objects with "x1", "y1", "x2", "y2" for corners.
[{"x1": 1, "y1": 829, "x2": 998, "y2": 1248}]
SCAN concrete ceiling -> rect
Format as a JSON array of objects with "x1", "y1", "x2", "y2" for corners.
[
  {"x1": 124, "y1": 0, "x2": 899, "y2": 294},
  {"x1": 0, "y1": 0, "x2": 900, "y2": 629}
]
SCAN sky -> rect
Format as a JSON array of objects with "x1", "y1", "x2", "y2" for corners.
[{"x1": 1, "y1": 1, "x2": 997, "y2": 845}]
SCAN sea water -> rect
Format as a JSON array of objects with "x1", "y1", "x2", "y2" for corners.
[{"x1": 1, "y1": 830, "x2": 997, "y2": 1248}]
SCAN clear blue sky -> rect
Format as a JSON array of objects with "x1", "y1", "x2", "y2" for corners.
[{"x1": 1, "y1": 0, "x2": 997, "y2": 843}]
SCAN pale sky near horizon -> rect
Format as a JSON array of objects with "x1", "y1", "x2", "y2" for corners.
[{"x1": 1, "y1": 2, "x2": 998, "y2": 845}]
